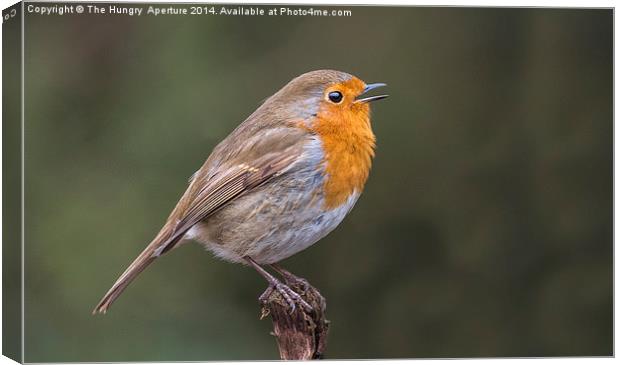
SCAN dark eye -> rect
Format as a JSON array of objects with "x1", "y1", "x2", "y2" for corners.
[{"x1": 328, "y1": 91, "x2": 343, "y2": 103}]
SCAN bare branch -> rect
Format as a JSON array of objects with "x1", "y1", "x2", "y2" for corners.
[{"x1": 260, "y1": 278, "x2": 330, "y2": 360}]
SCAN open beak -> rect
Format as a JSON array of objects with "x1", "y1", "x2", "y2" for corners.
[{"x1": 355, "y1": 83, "x2": 389, "y2": 103}]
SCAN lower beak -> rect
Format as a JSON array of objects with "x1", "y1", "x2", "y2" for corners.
[{"x1": 355, "y1": 83, "x2": 389, "y2": 103}]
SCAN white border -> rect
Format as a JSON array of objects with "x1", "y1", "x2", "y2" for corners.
[{"x1": 0, "y1": 1, "x2": 615, "y2": 365}]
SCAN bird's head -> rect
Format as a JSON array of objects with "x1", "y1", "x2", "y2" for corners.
[{"x1": 263, "y1": 70, "x2": 388, "y2": 129}]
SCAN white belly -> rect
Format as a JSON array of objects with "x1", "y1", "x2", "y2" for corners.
[{"x1": 186, "y1": 191, "x2": 359, "y2": 264}]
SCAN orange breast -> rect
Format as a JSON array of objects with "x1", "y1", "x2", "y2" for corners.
[{"x1": 311, "y1": 89, "x2": 376, "y2": 209}]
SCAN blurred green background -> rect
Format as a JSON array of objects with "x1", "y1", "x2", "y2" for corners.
[{"x1": 20, "y1": 5, "x2": 612, "y2": 361}]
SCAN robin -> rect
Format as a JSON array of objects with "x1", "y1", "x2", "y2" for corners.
[{"x1": 93, "y1": 70, "x2": 388, "y2": 314}]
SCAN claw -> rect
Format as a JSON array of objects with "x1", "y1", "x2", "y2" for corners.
[
  {"x1": 245, "y1": 257, "x2": 313, "y2": 313},
  {"x1": 271, "y1": 264, "x2": 311, "y2": 293},
  {"x1": 260, "y1": 281, "x2": 312, "y2": 313}
]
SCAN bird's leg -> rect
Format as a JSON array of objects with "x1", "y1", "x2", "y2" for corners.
[
  {"x1": 245, "y1": 257, "x2": 312, "y2": 313},
  {"x1": 270, "y1": 263, "x2": 310, "y2": 292}
]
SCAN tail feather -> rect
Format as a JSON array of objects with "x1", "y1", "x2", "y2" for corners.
[
  {"x1": 92, "y1": 253, "x2": 155, "y2": 314},
  {"x1": 93, "y1": 228, "x2": 183, "y2": 314}
]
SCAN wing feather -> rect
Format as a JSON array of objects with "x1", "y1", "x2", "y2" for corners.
[{"x1": 155, "y1": 148, "x2": 301, "y2": 255}]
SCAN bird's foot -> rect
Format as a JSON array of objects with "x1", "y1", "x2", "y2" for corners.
[
  {"x1": 245, "y1": 256, "x2": 313, "y2": 313},
  {"x1": 271, "y1": 264, "x2": 311, "y2": 293},
  {"x1": 259, "y1": 280, "x2": 313, "y2": 314}
]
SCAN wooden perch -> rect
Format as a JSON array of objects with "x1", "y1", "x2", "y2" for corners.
[{"x1": 259, "y1": 278, "x2": 330, "y2": 360}]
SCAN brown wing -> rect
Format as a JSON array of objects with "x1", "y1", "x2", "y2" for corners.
[
  {"x1": 156, "y1": 149, "x2": 301, "y2": 255},
  {"x1": 93, "y1": 134, "x2": 306, "y2": 314}
]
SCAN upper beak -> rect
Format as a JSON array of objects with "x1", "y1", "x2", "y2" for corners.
[{"x1": 355, "y1": 83, "x2": 389, "y2": 103}]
